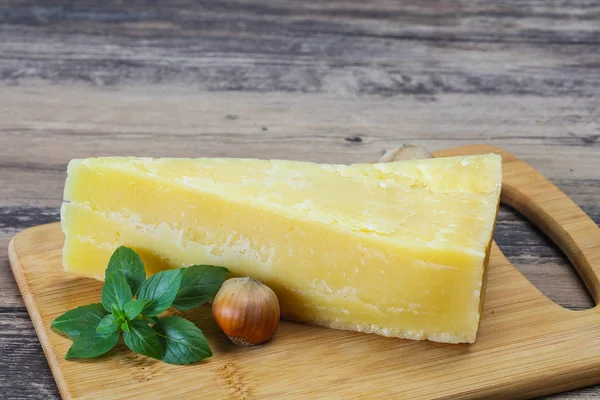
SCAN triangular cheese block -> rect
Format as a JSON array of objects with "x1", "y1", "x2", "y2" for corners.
[{"x1": 61, "y1": 154, "x2": 501, "y2": 343}]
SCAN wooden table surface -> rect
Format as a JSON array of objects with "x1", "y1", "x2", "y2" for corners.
[{"x1": 1, "y1": 1, "x2": 598, "y2": 399}]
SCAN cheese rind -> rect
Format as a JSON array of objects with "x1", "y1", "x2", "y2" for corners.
[{"x1": 61, "y1": 155, "x2": 502, "y2": 343}]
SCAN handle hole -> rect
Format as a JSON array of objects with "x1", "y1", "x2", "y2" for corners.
[{"x1": 494, "y1": 204, "x2": 594, "y2": 311}]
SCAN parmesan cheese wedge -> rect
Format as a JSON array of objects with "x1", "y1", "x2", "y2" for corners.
[{"x1": 61, "y1": 154, "x2": 501, "y2": 343}]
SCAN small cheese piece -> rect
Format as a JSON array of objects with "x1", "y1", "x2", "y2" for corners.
[{"x1": 61, "y1": 154, "x2": 501, "y2": 343}]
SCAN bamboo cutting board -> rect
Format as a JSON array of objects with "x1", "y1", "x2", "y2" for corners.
[{"x1": 8, "y1": 145, "x2": 600, "y2": 399}]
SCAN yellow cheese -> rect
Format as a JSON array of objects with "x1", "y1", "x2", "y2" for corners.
[{"x1": 61, "y1": 154, "x2": 501, "y2": 343}]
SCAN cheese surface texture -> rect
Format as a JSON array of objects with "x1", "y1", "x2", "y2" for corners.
[{"x1": 61, "y1": 154, "x2": 502, "y2": 343}]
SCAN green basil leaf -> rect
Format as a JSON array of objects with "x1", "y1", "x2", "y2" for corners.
[
  {"x1": 102, "y1": 273, "x2": 132, "y2": 313},
  {"x1": 96, "y1": 314, "x2": 120, "y2": 335},
  {"x1": 105, "y1": 246, "x2": 146, "y2": 294},
  {"x1": 171, "y1": 266, "x2": 229, "y2": 310},
  {"x1": 65, "y1": 324, "x2": 119, "y2": 359},
  {"x1": 137, "y1": 269, "x2": 183, "y2": 316},
  {"x1": 153, "y1": 316, "x2": 212, "y2": 365},
  {"x1": 123, "y1": 320, "x2": 163, "y2": 360},
  {"x1": 121, "y1": 321, "x2": 130, "y2": 332},
  {"x1": 51, "y1": 303, "x2": 107, "y2": 339},
  {"x1": 124, "y1": 299, "x2": 149, "y2": 321},
  {"x1": 111, "y1": 304, "x2": 126, "y2": 322}
]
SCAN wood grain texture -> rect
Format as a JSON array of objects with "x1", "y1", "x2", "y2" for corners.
[
  {"x1": 7, "y1": 145, "x2": 600, "y2": 400},
  {"x1": 1, "y1": 0, "x2": 599, "y2": 398},
  {"x1": 1, "y1": 1, "x2": 600, "y2": 96}
]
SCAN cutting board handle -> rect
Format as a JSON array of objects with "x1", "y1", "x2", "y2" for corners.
[{"x1": 434, "y1": 144, "x2": 600, "y2": 305}]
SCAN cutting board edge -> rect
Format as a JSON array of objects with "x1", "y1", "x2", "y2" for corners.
[{"x1": 8, "y1": 235, "x2": 73, "y2": 400}]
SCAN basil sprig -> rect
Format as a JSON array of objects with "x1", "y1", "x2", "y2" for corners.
[{"x1": 51, "y1": 246, "x2": 228, "y2": 364}]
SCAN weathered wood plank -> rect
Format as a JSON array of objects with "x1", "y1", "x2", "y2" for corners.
[
  {"x1": 0, "y1": 88, "x2": 598, "y2": 209},
  {"x1": 0, "y1": 235, "x2": 26, "y2": 308},
  {"x1": 1, "y1": 1, "x2": 599, "y2": 96},
  {"x1": 0, "y1": 307, "x2": 60, "y2": 399},
  {"x1": 0, "y1": 208, "x2": 60, "y2": 307}
]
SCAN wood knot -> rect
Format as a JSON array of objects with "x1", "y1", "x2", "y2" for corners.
[
  {"x1": 581, "y1": 134, "x2": 598, "y2": 144},
  {"x1": 120, "y1": 352, "x2": 158, "y2": 383},
  {"x1": 344, "y1": 136, "x2": 363, "y2": 143},
  {"x1": 216, "y1": 362, "x2": 250, "y2": 399}
]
